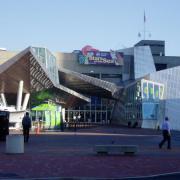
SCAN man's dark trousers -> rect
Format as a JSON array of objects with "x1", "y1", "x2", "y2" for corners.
[
  {"x1": 159, "y1": 130, "x2": 171, "y2": 149},
  {"x1": 23, "y1": 126, "x2": 30, "y2": 142}
]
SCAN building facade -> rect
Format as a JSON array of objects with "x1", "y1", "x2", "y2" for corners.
[{"x1": 1, "y1": 40, "x2": 180, "y2": 130}]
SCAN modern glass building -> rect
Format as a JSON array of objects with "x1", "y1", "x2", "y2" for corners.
[{"x1": 1, "y1": 40, "x2": 180, "y2": 130}]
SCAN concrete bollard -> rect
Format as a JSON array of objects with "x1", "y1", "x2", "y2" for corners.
[{"x1": 6, "y1": 135, "x2": 24, "y2": 154}]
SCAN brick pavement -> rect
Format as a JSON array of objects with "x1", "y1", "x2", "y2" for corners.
[{"x1": 0, "y1": 126, "x2": 180, "y2": 179}]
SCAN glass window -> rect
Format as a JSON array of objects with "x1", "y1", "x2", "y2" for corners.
[
  {"x1": 142, "y1": 82, "x2": 148, "y2": 99},
  {"x1": 160, "y1": 86, "x2": 164, "y2": 99},
  {"x1": 101, "y1": 74, "x2": 122, "y2": 79},
  {"x1": 91, "y1": 96, "x2": 96, "y2": 105},
  {"x1": 148, "y1": 83, "x2": 154, "y2": 99},
  {"x1": 83, "y1": 73, "x2": 100, "y2": 78},
  {"x1": 91, "y1": 106, "x2": 95, "y2": 110},
  {"x1": 142, "y1": 103, "x2": 158, "y2": 120},
  {"x1": 154, "y1": 85, "x2": 159, "y2": 100},
  {"x1": 32, "y1": 47, "x2": 59, "y2": 84}
]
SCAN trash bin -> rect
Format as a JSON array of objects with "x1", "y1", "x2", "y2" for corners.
[{"x1": 0, "y1": 111, "x2": 9, "y2": 141}]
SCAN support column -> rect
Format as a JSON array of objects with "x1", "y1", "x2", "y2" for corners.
[
  {"x1": 16, "y1": 80, "x2": 23, "y2": 111},
  {"x1": 1, "y1": 93, "x2": 7, "y2": 107},
  {"x1": 106, "y1": 105, "x2": 108, "y2": 124},
  {"x1": 22, "y1": 93, "x2": 30, "y2": 111},
  {"x1": 67, "y1": 109, "x2": 69, "y2": 122},
  {"x1": 62, "y1": 108, "x2": 65, "y2": 122}
]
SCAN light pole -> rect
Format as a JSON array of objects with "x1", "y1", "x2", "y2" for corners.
[
  {"x1": 73, "y1": 115, "x2": 77, "y2": 132},
  {"x1": 77, "y1": 114, "x2": 81, "y2": 121}
]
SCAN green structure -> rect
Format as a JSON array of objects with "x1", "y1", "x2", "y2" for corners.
[{"x1": 32, "y1": 103, "x2": 61, "y2": 129}]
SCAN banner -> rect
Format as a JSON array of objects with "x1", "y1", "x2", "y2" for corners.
[{"x1": 78, "y1": 46, "x2": 123, "y2": 66}]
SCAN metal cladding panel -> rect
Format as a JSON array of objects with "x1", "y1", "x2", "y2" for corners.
[
  {"x1": 149, "y1": 66, "x2": 180, "y2": 130},
  {"x1": 134, "y1": 46, "x2": 156, "y2": 79}
]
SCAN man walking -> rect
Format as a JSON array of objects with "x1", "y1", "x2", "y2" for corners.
[
  {"x1": 159, "y1": 117, "x2": 171, "y2": 149},
  {"x1": 22, "y1": 112, "x2": 31, "y2": 143}
]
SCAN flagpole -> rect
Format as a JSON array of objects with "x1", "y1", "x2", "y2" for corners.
[
  {"x1": 144, "y1": 20, "x2": 145, "y2": 40},
  {"x1": 144, "y1": 11, "x2": 146, "y2": 40}
]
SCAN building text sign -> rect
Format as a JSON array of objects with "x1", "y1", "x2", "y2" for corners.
[{"x1": 77, "y1": 45, "x2": 124, "y2": 66}]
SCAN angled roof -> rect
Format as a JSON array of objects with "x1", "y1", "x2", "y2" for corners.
[
  {"x1": 0, "y1": 47, "x2": 90, "y2": 106},
  {"x1": 58, "y1": 67, "x2": 123, "y2": 99}
]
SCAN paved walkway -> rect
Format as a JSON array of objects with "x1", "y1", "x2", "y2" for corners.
[{"x1": 0, "y1": 126, "x2": 180, "y2": 179}]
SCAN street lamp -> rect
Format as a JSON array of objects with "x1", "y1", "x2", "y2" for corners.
[
  {"x1": 73, "y1": 115, "x2": 77, "y2": 132},
  {"x1": 73, "y1": 115, "x2": 76, "y2": 121},
  {"x1": 77, "y1": 114, "x2": 81, "y2": 120}
]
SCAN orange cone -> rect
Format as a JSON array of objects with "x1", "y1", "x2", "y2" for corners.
[{"x1": 35, "y1": 123, "x2": 40, "y2": 135}]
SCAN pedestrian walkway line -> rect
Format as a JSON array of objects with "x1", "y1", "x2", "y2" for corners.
[
  {"x1": 39, "y1": 131, "x2": 161, "y2": 137},
  {"x1": 118, "y1": 171, "x2": 180, "y2": 179},
  {"x1": 8, "y1": 171, "x2": 180, "y2": 180}
]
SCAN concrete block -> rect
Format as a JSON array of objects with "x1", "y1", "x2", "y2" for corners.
[{"x1": 6, "y1": 135, "x2": 24, "y2": 154}]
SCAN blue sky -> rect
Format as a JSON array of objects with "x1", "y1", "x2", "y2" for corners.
[{"x1": 0, "y1": 0, "x2": 180, "y2": 55}]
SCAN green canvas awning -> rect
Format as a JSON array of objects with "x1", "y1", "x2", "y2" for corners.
[{"x1": 32, "y1": 103, "x2": 57, "y2": 111}]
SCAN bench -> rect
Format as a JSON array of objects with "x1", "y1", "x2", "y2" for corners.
[{"x1": 94, "y1": 145, "x2": 138, "y2": 155}]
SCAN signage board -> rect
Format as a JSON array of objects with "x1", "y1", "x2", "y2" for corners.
[{"x1": 78, "y1": 46, "x2": 123, "y2": 66}]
